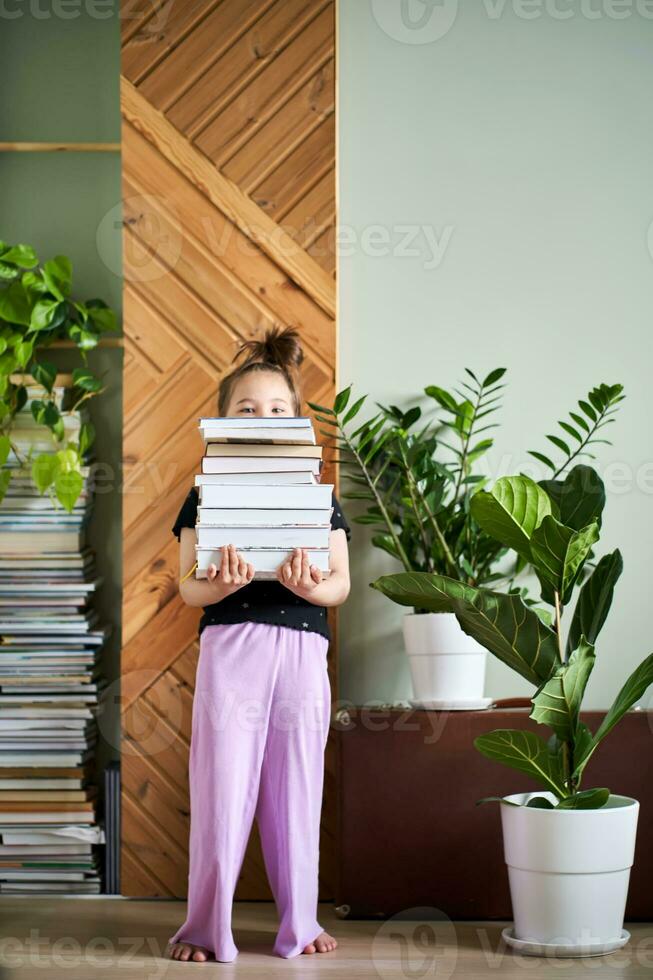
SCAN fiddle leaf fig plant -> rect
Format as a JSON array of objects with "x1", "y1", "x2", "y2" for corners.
[
  {"x1": 371, "y1": 453, "x2": 653, "y2": 809},
  {"x1": 0, "y1": 240, "x2": 117, "y2": 511}
]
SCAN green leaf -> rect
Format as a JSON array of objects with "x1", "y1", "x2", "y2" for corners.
[
  {"x1": 0, "y1": 281, "x2": 32, "y2": 325},
  {"x1": 31, "y1": 453, "x2": 57, "y2": 492},
  {"x1": 470, "y1": 475, "x2": 552, "y2": 562},
  {"x1": 14, "y1": 339, "x2": 34, "y2": 369},
  {"x1": 72, "y1": 368, "x2": 102, "y2": 393},
  {"x1": 424, "y1": 385, "x2": 459, "y2": 413},
  {"x1": 558, "y1": 421, "x2": 582, "y2": 444},
  {"x1": 476, "y1": 796, "x2": 522, "y2": 807},
  {"x1": 0, "y1": 434, "x2": 10, "y2": 466},
  {"x1": 540, "y1": 465, "x2": 606, "y2": 532},
  {"x1": 546, "y1": 434, "x2": 570, "y2": 455},
  {"x1": 566, "y1": 549, "x2": 623, "y2": 656},
  {"x1": 574, "y1": 652, "x2": 653, "y2": 777},
  {"x1": 306, "y1": 401, "x2": 333, "y2": 415},
  {"x1": 30, "y1": 360, "x2": 57, "y2": 394},
  {"x1": 334, "y1": 386, "x2": 351, "y2": 414},
  {"x1": 556, "y1": 788, "x2": 610, "y2": 809},
  {"x1": 342, "y1": 394, "x2": 367, "y2": 426},
  {"x1": 526, "y1": 796, "x2": 556, "y2": 809},
  {"x1": 370, "y1": 571, "x2": 559, "y2": 686},
  {"x1": 42, "y1": 255, "x2": 72, "y2": 300},
  {"x1": 579, "y1": 399, "x2": 597, "y2": 422},
  {"x1": 78, "y1": 421, "x2": 95, "y2": 456},
  {"x1": 473, "y1": 730, "x2": 566, "y2": 797},
  {"x1": 482, "y1": 367, "x2": 507, "y2": 387},
  {"x1": 0, "y1": 243, "x2": 37, "y2": 268},
  {"x1": 54, "y1": 468, "x2": 83, "y2": 513},
  {"x1": 529, "y1": 516, "x2": 599, "y2": 605},
  {"x1": 87, "y1": 305, "x2": 117, "y2": 332},
  {"x1": 0, "y1": 467, "x2": 11, "y2": 503},
  {"x1": 530, "y1": 638, "x2": 596, "y2": 742},
  {"x1": 528, "y1": 449, "x2": 556, "y2": 471},
  {"x1": 30, "y1": 298, "x2": 59, "y2": 331}
]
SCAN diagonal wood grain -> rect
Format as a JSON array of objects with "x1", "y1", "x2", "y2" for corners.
[{"x1": 121, "y1": 0, "x2": 338, "y2": 900}]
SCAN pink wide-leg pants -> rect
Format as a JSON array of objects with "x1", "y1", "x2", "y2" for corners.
[{"x1": 168, "y1": 621, "x2": 332, "y2": 961}]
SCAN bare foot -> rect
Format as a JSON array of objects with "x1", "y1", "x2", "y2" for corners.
[
  {"x1": 168, "y1": 941, "x2": 212, "y2": 961},
  {"x1": 303, "y1": 930, "x2": 337, "y2": 954}
]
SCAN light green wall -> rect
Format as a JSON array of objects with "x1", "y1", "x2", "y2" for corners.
[
  {"x1": 337, "y1": 0, "x2": 653, "y2": 709},
  {"x1": 1, "y1": 4, "x2": 122, "y2": 762}
]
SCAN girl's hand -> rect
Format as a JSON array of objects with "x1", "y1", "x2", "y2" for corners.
[
  {"x1": 207, "y1": 544, "x2": 255, "y2": 595},
  {"x1": 276, "y1": 547, "x2": 323, "y2": 596}
]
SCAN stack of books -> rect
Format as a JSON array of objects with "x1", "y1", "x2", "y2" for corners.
[
  {"x1": 0, "y1": 377, "x2": 107, "y2": 894},
  {"x1": 195, "y1": 416, "x2": 333, "y2": 579}
]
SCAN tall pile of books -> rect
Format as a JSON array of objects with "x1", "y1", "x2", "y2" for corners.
[
  {"x1": 0, "y1": 376, "x2": 107, "y2": 894},
  {"x1": 195, "y1": 416, "x2": 333, "y2": 579}
]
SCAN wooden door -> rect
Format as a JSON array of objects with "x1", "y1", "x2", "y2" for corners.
[{"x1": 119, "y1": 0, "x2": 337, "y2": 898}]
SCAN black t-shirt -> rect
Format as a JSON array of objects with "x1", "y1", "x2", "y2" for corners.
[{"x1": 172, "y1": 486, "x2": 351, "y2": 641}]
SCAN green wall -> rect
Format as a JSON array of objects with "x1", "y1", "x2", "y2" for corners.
[
  {"x1": 1, "y1": 3, "x2": 122, "y2": 762},
  {"x1": 338, "y1": 0, "x2": 653, "y2": 710}
]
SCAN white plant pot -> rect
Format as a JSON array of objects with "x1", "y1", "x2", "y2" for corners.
[
  {"x1": 500, "y1": 791, "x2": 639, "y2": 955},
  {"x1": 402, "y1": 611, "x2": 486, "y2": 701}
]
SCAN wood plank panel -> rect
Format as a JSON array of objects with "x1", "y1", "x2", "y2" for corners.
[{"x1": 121, "y1": 0, "x2": 338, "y2": 900}]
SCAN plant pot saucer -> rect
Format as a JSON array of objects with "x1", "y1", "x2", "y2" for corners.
[
  {"x1": 501, "y1": 927, "x2": 630, "y2": 958},
  {"x1": 409, "y1": 697, "x2": 493, "y2": 711}
]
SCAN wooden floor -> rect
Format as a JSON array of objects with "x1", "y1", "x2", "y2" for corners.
[{"x1": 0, "y1": 899, "x2": 651, "y2": 977}]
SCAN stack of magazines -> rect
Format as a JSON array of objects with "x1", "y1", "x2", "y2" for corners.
[
  {"x1": 0, "y1": 377, "x2": 107, "y2": 894},
  {"x1": 195, "y1": 416, "x2": 333, "y2": 579}
]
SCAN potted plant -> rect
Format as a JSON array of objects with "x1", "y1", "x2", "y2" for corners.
[
  {"x1": 370, "y1": 393, "x2": 653, "y2": 954},
  {"x1": 309, "y1": 376, "x2": 623, "y2": 710},
  {"x1": 0, "y1": 240, "x2": 117, "y2": 510}
]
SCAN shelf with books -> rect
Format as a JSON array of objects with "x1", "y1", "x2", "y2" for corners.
[{"x1": 0, "y1": 380, "x2": 108, "y2": 895}]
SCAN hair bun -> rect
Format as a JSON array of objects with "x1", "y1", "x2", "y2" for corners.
[{"x1": 234, "y1": 326, "x2": 304, "y2": 373}]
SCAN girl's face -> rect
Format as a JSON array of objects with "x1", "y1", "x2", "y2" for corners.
[{"x1": 224, "y1": 370, "x2": 296, "y2": 418}]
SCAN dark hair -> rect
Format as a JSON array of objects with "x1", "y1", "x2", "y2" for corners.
[{"x1": 217, "y1": 326, "x2": 304, "y2": 416}]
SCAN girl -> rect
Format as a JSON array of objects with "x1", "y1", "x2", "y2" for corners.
[{"x1": 166, "y1": 327, "x2": 351, "y2": 963}]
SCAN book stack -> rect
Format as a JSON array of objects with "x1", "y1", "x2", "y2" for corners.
[
  {"x1": 195, "y1": 416, "x2": 333, "y2": 579},
  {"x1": 0, "y1": 377, "x2": 107, "y2": 894}
]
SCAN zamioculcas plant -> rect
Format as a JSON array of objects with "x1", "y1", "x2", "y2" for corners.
[
  {"x1": 0, "y1": 241, "x2": 118, "y2": 510},
  {"x1": 308, "y1": 368, "x2": 510, "y2": 593},
  {"x1": 371, "y1": 386, "x2": 653, "y2": 808}
]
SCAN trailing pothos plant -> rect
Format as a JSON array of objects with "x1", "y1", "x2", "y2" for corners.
[
  {"x1": 0, "y1": 241, "x2": 118, "y2": 511},
  {"x1": 370, "y1": 414, "x2": 653, "y2": 808}
]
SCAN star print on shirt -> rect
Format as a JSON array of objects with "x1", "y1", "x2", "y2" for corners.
[
  {"x1": 302, "y1": 622, "x2": 309, "y2": 628},
  {"x1": 241, "y1": 602, "x2": 249, "y2": 608}
]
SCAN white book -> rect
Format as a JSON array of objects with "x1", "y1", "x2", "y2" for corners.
[
  {"x1": 196, "y1": 547, "x2": 330, "y2": 579},
  {"x1": 195, "y1": 471, "x2": 317, "y2": 486},
  {"x1": 201, "y1": 456, "x2": 321, "y2": 475},
  {"x1": 198, "y1": 483, "x2": 333, "y2": 509},
  {"x1": 196, "y1": 526, "x2": 331, "y2": 549},
  {"x1": 206, "y1": 443, "x2": 323, "y2": 458},
  {"x1": 197, "y1": 507, "x2": 332, "y2": 526},
  {"x1": 199, "y1": 416, "x2": 312, "y2": 427},
  {"x1": 199, "y1": 417, "x2": 316, "y2": 446}
]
